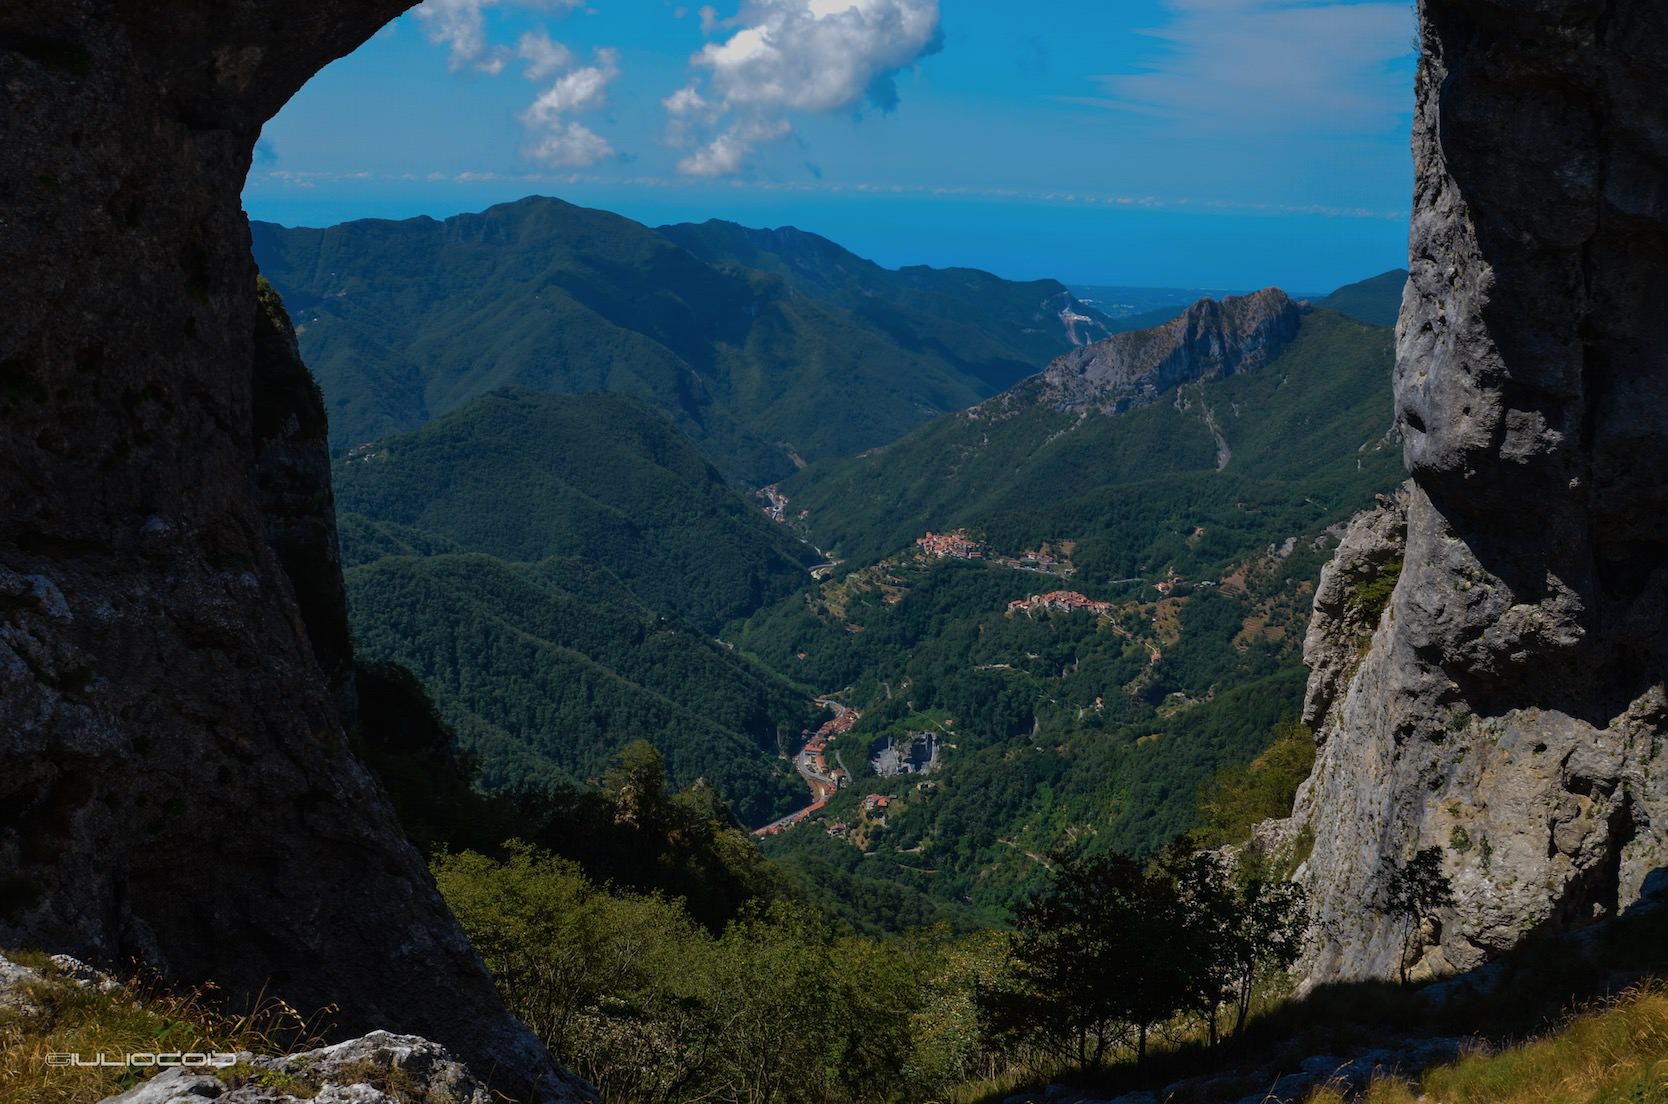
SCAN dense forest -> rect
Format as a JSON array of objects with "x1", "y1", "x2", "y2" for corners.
[
  {"x1": 252, "y1": 196, "x2": 1111, "y2": 484},
  {"x1": 297, "y1": 260, "x2": 1417, "y2": 1099},
  {"x1": 325, "y1": 275, "x2": 1408, "y2": 926}
]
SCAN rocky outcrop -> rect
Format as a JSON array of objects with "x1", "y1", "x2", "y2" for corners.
[
  {"x1": 99, "y1": 1032, "x2": 496, "y2": 1104},
  {"x1": 1292, "y1": 0, "x2": 1668, "y2": 983},
  {"x1": 1030, "y1": 288, "x2": 1304, "y2": 414},
  {"x1": 3, "y1": 954, "x2": 496, "y2": 1104},
  {"x1": 0, "y1": 4, "x2": 582, "y2": 1099}
]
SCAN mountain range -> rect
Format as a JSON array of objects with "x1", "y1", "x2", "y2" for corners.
[
  {"x1": 777, "y1": 285, "x2": 1401, "y2": 571},
  {"x1": 312, "y1": 230, "x2": 1408, "y2": 875},
  {"x1": 272, "y1": 202, "x2": 1408, "y2": 914},
  {"x1": 727, "y1": 279, "x2": 1406, "y2": 914},
  {"x1": 251, "y1": 196, "x2": 1113, "y2": 485}
]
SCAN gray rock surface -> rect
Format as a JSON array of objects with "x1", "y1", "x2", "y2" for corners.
[
  {"x1": 1036, "y1": 289, "x2": 1304, "y2": 415},
  {"x1": 972, "y1": 289, "x2": 1306, "y2": 422},
  {"x1": 0, "y1": 4, "x2": 583, "y2": 1100},
  {"x1": 1292, "y1": 0, "x2": 1668, "y2": 984},
  {"x1": 96, "y1": 1031, "x2": 493, "y2": 1104}
]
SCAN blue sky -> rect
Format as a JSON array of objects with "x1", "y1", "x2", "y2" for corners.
[{"x1": 245, "y1": 0, "x2": 1417, "y2": 290}]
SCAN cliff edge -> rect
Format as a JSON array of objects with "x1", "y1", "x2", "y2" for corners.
[
  {"x1": 1294, "y1": 0, "x2": 1668, "y2": 983},
  {"x1": 0, "y1": 3, "x2": 583, "y2": 1098}
]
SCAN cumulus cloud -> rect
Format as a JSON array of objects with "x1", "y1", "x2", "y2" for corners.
[
  {"x1": 678, "y1": 118, "x2": 790, "y2": 176},
  {"x1": 516, "y1": 29, "x2": 573, "y2": 80},
  {"x1": 412, "y1": 0, "x2": 618, "y2": 168},
  {"x1": 525, "y1": 121, "x2": 617, "y2": 166},
  {"x1": 669, "y1": 0, "x2": 941, "y2": 176},
  {"x1": 413, "y1": 0, "x2": 583, "y2": 73},
  {"x1": 1081, "y1": 0, "x2": 1412, "y2": 132},
  {"x1": 522, "y1": 48, "x2": 621, "y2": 165},
  {"x1": 524, "y1": 48, "x2": 619, "y2": 123}
]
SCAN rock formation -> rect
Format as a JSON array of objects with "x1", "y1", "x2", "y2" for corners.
[
  {"x1": 0, "y1": 4, "x2": 583, "y2": 1098},
  {"x1": 1032, "y1": 288, "x2": 1304, "y2": 414},
  {"x1": 1293, "y1": 0, "x2": 1668, "y2": 982}
]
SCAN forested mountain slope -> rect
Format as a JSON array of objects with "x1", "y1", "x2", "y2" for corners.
[
  {"x1": 334, "y1": 388, "x2": 816, "y2": 630},
  {"x1": 780, "y1": 294, "x2": 1401, "y2": 568},
  {"x1": 334, "y1": 390, "x2": 818, "y2": 825},
  {"x1": 727, "y1": 282, "x2": 1407, "y2": 919},
  {"x1": 253, "y1": 196, "x2": 1110, "y2": 484}
]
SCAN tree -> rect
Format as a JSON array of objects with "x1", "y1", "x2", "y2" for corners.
[
  {"x1": 986, "y1": 853, "x2": 1190, "y2": 1068},
  {"x1": 1377, "y1": 845, "x2": 1455, "y2": 985},
  {"x1": 1156, "y1": 843, "x2": 1307, "y2": 1045},
  {"x1": 603, "y1": 739, "x2": 668, "y2": 828},
  {"x1": 1221, "y1": 873, "x2": 1307, "y2": 1036}
]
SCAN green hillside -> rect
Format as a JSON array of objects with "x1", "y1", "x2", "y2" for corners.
[
  {"x1": 344, "y1": 553, "x2": 807, "y2": 826},
  {"x1": 657, "y1": 219, "x2": 1111, "y2": 384},
  {"x1": 721, "y1": 301, "x2": 1405, "y2": 920},
  {"x1": 333, "y1": 389, "x2": 816, "y2": 631},
  {"x1": 316, "y1": 272, "x2": 1406, "y2": 921},
  {"x1": 332, "y1": 389, "x2": 822, "y2": 826},
  {"x1": 1316, "y1": 268, "x2": 1407, "y2": 327},
  {"x1": 780, "y1": 308, "x2": 1400, "y2": 569},
  {"x1": 253, "y1": 196, "x2": 1110, "y2": 484}
]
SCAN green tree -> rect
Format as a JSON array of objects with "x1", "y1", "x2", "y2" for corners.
[
  {"x1": 1377, "y1": 845, "x2": 1455, "y2": 985},
  {"x1": 1221, "y1": 872, "x2": 1307, "y2": 1036},
  {"x1": 987, "y1": 853, "x2": 1188, "y2": 1068},
  {"x1": 1151, "y1": 843, "x2": 1304, "y2": 1047},
  {"x1": 603, "y1": 739, "x2": 668, "y2": 828}
]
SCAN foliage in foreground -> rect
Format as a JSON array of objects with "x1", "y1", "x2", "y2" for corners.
[
  {"x1": 984, "y1": 847, "x2": 1306, "y2": 1069},
  {"x1": 433, "y1": 843, "x2": 956, "y2": 1104},
  {"x1": 432, "y1": 813, "x2": 1311, "y2": 1104}
]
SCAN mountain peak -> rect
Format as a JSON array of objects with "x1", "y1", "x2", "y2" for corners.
[{"x1": 1032, "y1": 287, "x2": 1306, "y2": 414}]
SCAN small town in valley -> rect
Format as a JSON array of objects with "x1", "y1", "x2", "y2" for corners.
[{"x1": 1007, "y1": 590, "x2": 1116, "y2": 618}]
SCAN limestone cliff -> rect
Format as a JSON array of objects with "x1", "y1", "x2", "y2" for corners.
[
  {"x1": 966, "y1": 287, "x2": 1307, "y2": 429},
  {"x1": 1031, "y1": 288, "x2": 1304, "y2": 415},
  {"x1": 0, "y1": 3, "x2": 583, "y2": 1098},
  {"x1": 1293, "y1": 0, "x2": 1668, "y2": 983}
]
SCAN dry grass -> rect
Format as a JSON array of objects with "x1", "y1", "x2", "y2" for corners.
[
  {"x1": 1418, "y1": 983, "x2": 1668, "y2": 1104},
  {"x1": 0, "y1": 951, "x2": 334, "y2": 1104},
  {"x1": 1303, "y1": 983, "x2": 1668, "y2": 1104}
]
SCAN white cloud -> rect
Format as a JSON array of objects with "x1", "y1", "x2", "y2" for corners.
[
  {"x1": 524, "y1": 48, "x2": 619, "y2": 122},
  {"x1": 678, "y1": 118, "x2": 790, "y2": 176},
  {"x1": 413, "y1": 0, "x2": 583, "y2": 73},
  {"x1": 516, "y1": 29, "x2": 573, "y2": 80},
  {"x1": 1084, "y1": 0, "x2": 1412, "y2": 132},
  {"x1": 526, "y1": 121, "x2": 618, "y2": 166},
  {"x1": 663, "y1": 82, "x2": 710, "y2": 117},
  {"x1": 412, "y1": 0, "x2": 618, "y2": 168},
  {"x1": 522, "y1": 48, "x2": 621, "y2": 165},
  {"x1": 669, "y1": 0, "x2": 941, "y2": 175}
]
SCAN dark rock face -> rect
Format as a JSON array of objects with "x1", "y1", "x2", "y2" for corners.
[
  {"x1": 1294, "y1": 0, "x2": 1668, "y2": 983},
  {"x1": 0, "y1": 4, "x2": 582, "y2": 1098},
  {"x1": 1034, "y1": 288, "x2": 1304, "y2": 414}
]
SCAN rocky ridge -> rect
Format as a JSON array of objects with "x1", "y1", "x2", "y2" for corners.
[
  {"x1": 0, "y1": 3, "x2": 583, "y2": 1099},
  {"x1": 1019, "y1": 288, "x2": 1305, "y2": 415},
  {"x1": 1289, "y1": 0, "x2": 1668, "y2": 984}
]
